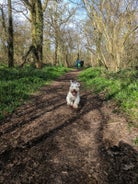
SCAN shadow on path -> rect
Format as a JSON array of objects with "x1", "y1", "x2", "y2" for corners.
[{"x1": 0, "y1": 70, "x2": 138, "y2": 184}]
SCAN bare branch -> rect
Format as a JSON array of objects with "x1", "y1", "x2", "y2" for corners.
[
  {"x1": 21, "y1": 0, "x2": 32, "y2": 11},
  {"x1": 42, "y1": 0, "x2": 49, "y2": 12},
  {"x1": 124, "y1": 26, "x2": 138, "y2": 45}
]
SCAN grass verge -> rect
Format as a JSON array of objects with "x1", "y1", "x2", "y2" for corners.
[
  {"x1": 79, "y1": 67, "x2": 138, "y2": 126},
  {"x1": 0, "y1": 65, "x2": 68, "y2": 120}
]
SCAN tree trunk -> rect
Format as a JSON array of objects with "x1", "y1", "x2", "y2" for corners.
[
  {"x1": 8, "y1": 0, "x2": 14, "y2": 67},
  {"x1": 65, "y1": 53, "x2": 69, "y2": 67},
  {"x1": 22, "y1": 0, "x2": 44, "y2": 68},
  {"x1": 0, "y1": 7, "x2": 8, "y2": 59},
  {"x1": 30, "y1": 0, "x2": 43, "y2": 68},
  {"x1": 35, "y1": 0, "x2": 43, "y2": 67},
  {"x1": 54, "y1": 37, "x2": 58, "y2": 65}
]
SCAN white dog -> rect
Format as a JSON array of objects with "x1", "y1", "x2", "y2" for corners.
[{"x1": 66, "y1": 80, "x2": 80, "y2": 109}]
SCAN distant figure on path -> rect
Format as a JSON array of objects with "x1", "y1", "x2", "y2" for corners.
[
  {"x1": 75, "y1": 59, "x2": 84, "y2": 69},
  {"x1": 80, "y1": 60, "x2": 84, "y2": 67},
  {"x1": 75, "y1": 58, "x2": 81, "y2": 69}
]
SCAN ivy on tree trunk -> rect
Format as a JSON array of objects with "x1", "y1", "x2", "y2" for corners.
[{"x1": 23, "y1": 0, "x2": 44, "y2": 68}]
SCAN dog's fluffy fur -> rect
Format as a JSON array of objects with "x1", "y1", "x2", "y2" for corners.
[{"x1": 66, "y1": 80, "x2": 80, "y2": 108}]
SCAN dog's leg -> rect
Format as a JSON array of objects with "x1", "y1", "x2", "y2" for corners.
[
  {"x1": 73, "y1": 95, "x2": 80, "y2": 109},
  {"x1": 66, "y1": 95, "x2": 73, "y2": 106}
]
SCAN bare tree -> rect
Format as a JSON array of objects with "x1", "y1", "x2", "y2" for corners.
[
  {"x1": 0, "y1": 1, "x2": 31, "y2": 66},
  {"x1": 44, "y1": 1, "x2": 76, "y2": 65},
  {"x1": 8, "y1": 0, "x2": 14, "y2": 67},
  {"x1": 0, "y1": 1, "x2": 14, "y2": 67},
  {"x1": 21, "y1": 0, "x2": 45, "y2": 68},
  {"x1": 0, "y1": 4, "x2": 8, "y2": 62},
  {"x1": 82, "y1": 0, "x2": 138, "y2": 71}
]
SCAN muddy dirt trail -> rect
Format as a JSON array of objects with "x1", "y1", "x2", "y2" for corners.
[{"x1": 0, "y1": 70, "x2": 138, "y2": 184}]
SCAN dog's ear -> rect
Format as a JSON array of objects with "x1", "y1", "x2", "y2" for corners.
[{"x1": 77, "y1": 82, "x2": 80, "y2": 87}]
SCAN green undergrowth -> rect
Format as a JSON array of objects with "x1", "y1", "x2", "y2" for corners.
[
  {"x1": 79, "y1": 67, "x2": 138, "y2": 126},
  {"x1": 0, "y1": 65, "x2": 68, "y2": 120},
  {"x1": 134, "y1": 136, "x2": 138, "y2": 145}
]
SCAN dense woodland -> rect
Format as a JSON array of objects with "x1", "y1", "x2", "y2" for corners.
[{"x1": 0, "y1": 0, "x2": 137, "y2": 71}]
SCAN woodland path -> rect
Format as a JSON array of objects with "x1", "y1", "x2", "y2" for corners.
[{"x1": 0, "y1": 70, "x2": 138, "y2": 184}]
